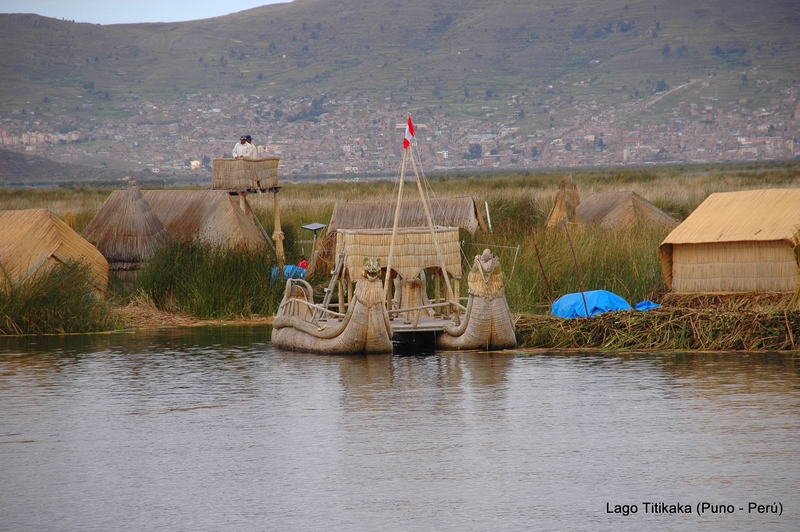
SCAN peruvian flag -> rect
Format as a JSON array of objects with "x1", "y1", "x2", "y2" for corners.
[{"x1": 403, "y1": 115, "x2": 415, "y2": 149}]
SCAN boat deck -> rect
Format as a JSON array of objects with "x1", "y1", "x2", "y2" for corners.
[
  {"x1": 316, "y1": 315, "x2": 453, "y2": 333},
  {"x1": 389, "y1": 315, "x2": 454, "y2": 333}
]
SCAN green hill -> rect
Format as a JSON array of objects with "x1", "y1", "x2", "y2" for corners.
[{"x1": 1, "y1": 0, "x2": 798, "y2": 110}]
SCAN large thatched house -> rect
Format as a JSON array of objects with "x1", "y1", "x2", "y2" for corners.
[
  {"x1": 140, "y1": 190, "x2": 266, "y2": 248},
  {"x1": 82, "y1": 185, "x2": 171, "y2": 288},
  {"x1": 0, "y1": 209, "x2": 108, "y2": 296},
  {"x1": 660, "y1": 188, "x2": 800, "y2": 293}
]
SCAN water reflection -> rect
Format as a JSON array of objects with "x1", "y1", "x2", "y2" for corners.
[{"x1": 0, "y1": 327, "x2": 798, "y2": 532}]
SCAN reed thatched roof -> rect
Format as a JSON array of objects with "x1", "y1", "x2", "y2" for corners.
[
  {"x1": 659, "y1": 188, "x2": 800, "y2": 293},
  {"x1": 82, "y1": 185, "x2": 170, "y2": 270},
  {"x1": 662, "y1": 188, "x2": 800, "y2": 245},
  {"x1": 335, "y1": 226, "x2": 462, "y2": 281},
  {"x1": 328, "y1": 196, "x2": 486, "y2": 235},
  {"x1": 212, "y1": 157, "x2": 280, "y2": 191},
  {"x1": 141, "y1": 190, "x2": 266, "y2": 248},
  {"x1": 0, "y1": 209, "x2": 108, "y2": 294},
  {"x1": 576, "y1": 191, "x2": 678, "y2": 228}
]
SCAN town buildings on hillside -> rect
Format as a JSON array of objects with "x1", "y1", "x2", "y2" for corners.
[{"x1": 1, "y1": 82, "x2": 798, "y2": 180}]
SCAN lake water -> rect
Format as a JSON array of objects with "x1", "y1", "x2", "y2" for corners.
[{"x1": 1, "y1": 325, "x2": 798, "y2": 531}]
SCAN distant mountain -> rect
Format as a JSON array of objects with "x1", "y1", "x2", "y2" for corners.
[
  {"x1": 1, "y1": 0, "x2": 798, "y2": 108},
  {"x1": 0, "y1": 148, "x2": 138, "y2": 186}
]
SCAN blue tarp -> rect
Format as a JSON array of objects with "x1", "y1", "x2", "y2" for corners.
[
  {"x1": 634, "y1": 300, "x2": 661, "y2": 311},
  {"x1": 552, "y1": 290, "x2": 632, "y2": 318},
  {"x1": 271, "y1": 265, "x2": 307, "y2": 281}
]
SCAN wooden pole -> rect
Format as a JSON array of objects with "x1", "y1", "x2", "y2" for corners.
[
  {"x1": 408, "y1": 149, "x2": 455, "y2": 305},
  {"x1": 383, "y1": 148, "x2": 408, "y2": 301},
  {"x1": 528, "y1": 222, "x2": 553, "y2": 303},
  {"x1": 564, "y1": 224, "x2": 589, "y2": 317},
  {"x1": 272, "y1": 189, "x2": 285, "y2": 270}
]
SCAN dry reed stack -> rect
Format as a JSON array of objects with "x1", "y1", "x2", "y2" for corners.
[
  {"x1": 0, "y1": 208, "x2": 108, "y2": 297},
  {"x1": 82, "y1": 183, "x2": 170, "y2": 290},
  {"x1": 660, "y1": 188, "x2": 800, "y2": 296}
]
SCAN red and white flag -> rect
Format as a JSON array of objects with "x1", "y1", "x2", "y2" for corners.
[{"x1": 403, "y1": 115, "x2": 415, "y2": 149}]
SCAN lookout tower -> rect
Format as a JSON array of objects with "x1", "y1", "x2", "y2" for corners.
[{"x1": 211, "y1": 156, "x2": 285, "y2": 265}]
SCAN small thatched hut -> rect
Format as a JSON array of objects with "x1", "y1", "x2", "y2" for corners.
[
  {"x1": 212, "y1": 157, "x2": 280, "y2": 191},
  {"x1": 335, "y1": 227, "x2": 462, "y2": 282},
  {"x1": 660, "y1": 189, "x2": 800, "y2": 293},
  {"x1": 0, "y1": 209, "x2": 108, "y2": 296},
  {"x1": 311, "y1": 196, "x2": 484, "y2": 275},
  {"x1": 141, "y1": 190, "x2": 267, "y2": 248},
  {"x1": 334, "y1": 226, "x2": 463, "y2": 316},
  {"x1": 82, "y1": 184, "x2": 171, "y2": 289},
  {"x1": 575, "y1": 191, "x2": 678, "y2": 228}
]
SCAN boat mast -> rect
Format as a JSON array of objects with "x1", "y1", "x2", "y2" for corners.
[
  {"x1": 382, "y1": 146, "x2": 407, "y2": 302},
  {"x1": 383, "y1": 118, "x2": 456, "y2": 307}
]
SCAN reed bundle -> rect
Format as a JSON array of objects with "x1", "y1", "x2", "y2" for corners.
[{"x1": 515, "y1": 307, "x2": 800, "y2": 351}]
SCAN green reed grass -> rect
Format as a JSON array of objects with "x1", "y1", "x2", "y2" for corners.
[
  {"x1": 0, "y1": 262, "x2": 117, "y2": 335},
  {"x1": 135, "y1": 240, "x2": 283, "y2": 319}
]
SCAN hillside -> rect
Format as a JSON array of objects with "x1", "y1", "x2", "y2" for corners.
[
  {"x1": 0, "y1": 0, "x2": 799, "y2": 176},
  {"x1": 0, "y1": 148, "x2": 161, "y2": 186},
  {"x1": 2, "y1": 0, "x2": 799, "y2": 108}
]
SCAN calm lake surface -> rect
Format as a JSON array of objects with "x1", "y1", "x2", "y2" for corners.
[{"x1": 1, "y1": 325, "x2": 798, "y2": 531}]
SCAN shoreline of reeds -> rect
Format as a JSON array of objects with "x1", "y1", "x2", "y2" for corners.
[
  {"x1": 514, "y1": 308, "x2": 800, "y2": 351},
  {"x1": 5, "y1": 161, "x2": 800, "y2": 345}
]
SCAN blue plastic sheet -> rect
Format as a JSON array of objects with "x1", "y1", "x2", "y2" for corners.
[
  {"x1": 634, "y1": 300, "x2": 661, "y2": 311},
  {"x1": 551, "y1": 290, "x2": 632, "y2": 318},
  {"x1": 271, "y1": 265, "x2": 306, "y2": 281}
]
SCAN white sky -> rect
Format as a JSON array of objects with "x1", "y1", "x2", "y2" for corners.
[{"x1": 0, "y1": 0, "x2": 289, "y2": 25}]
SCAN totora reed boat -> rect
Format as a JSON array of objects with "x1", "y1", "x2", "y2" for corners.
[{"x1": 271, "y1": 116, "x2": 516, "y2": 354}]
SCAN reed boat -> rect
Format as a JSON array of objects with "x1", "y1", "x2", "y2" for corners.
[{"x1": 271, "y1": 116, "x2": 516, "y2": 354}]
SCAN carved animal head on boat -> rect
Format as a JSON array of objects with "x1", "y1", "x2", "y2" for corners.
[
  {"x1": 362, "y1": 257, "x2": 382, "y2": 280},
  {"x1": 473, "y1": 248, "x2": 500, "y2": 282}
]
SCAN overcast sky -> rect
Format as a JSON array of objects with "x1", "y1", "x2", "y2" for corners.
[{"x1": 0, "y1": 0, "x2": 288, "y2": 25}]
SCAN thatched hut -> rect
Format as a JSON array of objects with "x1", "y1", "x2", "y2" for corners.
[
  {"x1": 333, "y1": 227, "x2": 463, "y2": 318},
  {"x1": 335, "y1": 227, "x2": 462, "y2": 282},
  {"x1": 660, "y1": 188, "x2": 800, "y2": 293},
  {"x1": 328, "y1": 196, "x2": 486, "y2": 235},
  {"x1": 575, "y1": 191, "x2": 678, "y2": 228},
  {"x1": 0, "y1": 209, "x2": 108, "y2": 296},
  {"x1": 312, "y1": 196, "x2": 484, "y2": 275},
  {"x1": 545, "y1": 176, "x2": 581, "y2": 229},
  {"x1": 212, "y1": 157, "x2": 280, "y2": 191},
  {"x1": 141, "y1": 190, "x2": 267, "y2": 249},
  {"x1": 82, "y1": 184, "x2": 170, "y2": 289}
]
